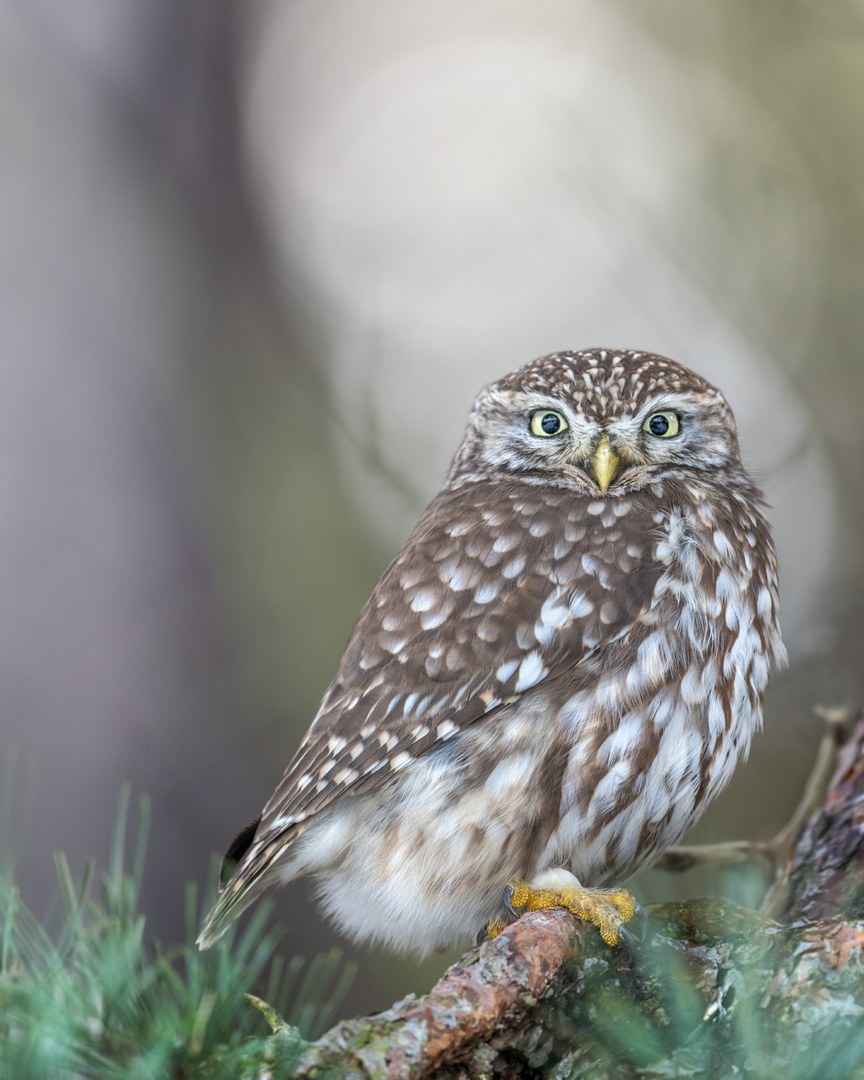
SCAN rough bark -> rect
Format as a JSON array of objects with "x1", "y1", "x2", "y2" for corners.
[
  {"x1": 778, "y1": 718, "x2": 864, "y2": 925},
  {"x1": 288, "y1": 712, "x2": 864, "y2": 1080}
]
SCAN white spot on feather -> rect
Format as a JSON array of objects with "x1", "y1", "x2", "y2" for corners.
[
  {"x1": 713, "y1": 530, "x2": 735, "y2": 559},
  {"x1": 590, "y1": 760, "x2": 634, "y2": 816},
  {"x1": 569, "y1": 592, "x2": 594, "y2": 618},
  {"x1": 540, "y1": 591, "x2": 570, "y2": 629},
  {"x1": 708, "y1": 695, "x2": 727, "y2": 741},
  {"x1": 715, "y1": 567, "x2": 741, "y2": 603},
  {"x1": 680, "y1": 666, "x2": 704, "y2": 705},
  {"x1": 515, "y1": 651, "x2": 548, "y2": 692},
  {"x1": 637, "y1": 632, "x2": 676, "y2": 684},
  {"x1": 496, "y1": 659, "x2": 520, "y2": 682},
  {"x1": 399, "y1": 565, "x2": 424, "y2": 588},
  {"x1": 598, "y1": 713, "x2": 644, "y2": 765},
  {"x1": 421, "y1": 608, "x2": 449, "y2": 630},
  {"x1": 410, "y1": 589, "x2": 438, "y2": 613},
  {"x1": 484, "y1": 756, "x2": 531, "y2": 795},
  {"x1": 599, "y1": 601, "x2": 618, "y2": 624},
  {"x1": 492, "y1": 533, "x2": 519, "y2": 553},
  {"x1": 750, "y1": 652, "x2": 770, "y2": 692},
  {"x1": 439, "y1": 561, "x2": 480, "y2": 591},
  {"x1": 502, "y1": 555, "x2": 526, "y2": 578},
  {"x1": 333, "y1": 767, "x2": 359, "y2": 785}
]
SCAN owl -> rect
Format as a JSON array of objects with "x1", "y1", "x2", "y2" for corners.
[{"x1": 198, "y1": 348, "x2": 785, "y2": 954}]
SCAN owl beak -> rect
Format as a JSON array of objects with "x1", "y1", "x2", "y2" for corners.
[{"x1": 590, "y1": 435, "x2": 620, "y2": 493}]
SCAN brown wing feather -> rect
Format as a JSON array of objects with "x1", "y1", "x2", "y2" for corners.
[{"x1": 254, "y1": 479, "x2": 666, "y2": 838}]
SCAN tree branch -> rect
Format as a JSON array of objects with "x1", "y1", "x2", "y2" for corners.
[{"x1": 292, "y1": 907, "x2": 582, "y2": 1080}]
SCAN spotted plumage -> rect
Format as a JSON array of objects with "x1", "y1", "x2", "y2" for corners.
[{"x1": 198, "y1": 348, "x2": 785, "y2": 953}]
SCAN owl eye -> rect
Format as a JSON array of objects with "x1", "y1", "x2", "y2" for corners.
[
  {"x1": 529, "y1": 410, "x2": 569, "y2": 437},
  {"x1": 643, "y1": 411, "x2": 680, "y2": 438}
]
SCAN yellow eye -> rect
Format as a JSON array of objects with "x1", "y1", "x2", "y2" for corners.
[
  {"x1": 643, "y1": 411, "x2": 680, "y2": 438},
  {"x1": 529, "y1": 410, "x2": 569, "y2": 437}
]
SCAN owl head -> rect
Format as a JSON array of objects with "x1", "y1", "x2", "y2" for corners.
[{"x1": 446, "y1": 349, "x2": 742, "y2": 496}]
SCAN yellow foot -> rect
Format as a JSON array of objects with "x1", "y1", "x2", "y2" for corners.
[
  {"x1": 479, "y1": 915, "x2": 512, "y2": 942},
  {"x1": 504, "y1": 868, "x2": 641, "y2": 946}
]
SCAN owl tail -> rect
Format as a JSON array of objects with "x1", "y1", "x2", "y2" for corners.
[{"x1": 196, "y1": 817, "x2": 301, "y2": 949}]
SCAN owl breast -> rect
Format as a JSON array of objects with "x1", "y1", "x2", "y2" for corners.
[{"x1": 545, "y1": 479, "x2": 781, "y2": 885}]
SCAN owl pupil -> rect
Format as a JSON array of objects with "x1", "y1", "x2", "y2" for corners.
[
  {"x1": 540, "y1": 413, "x2": 560, "y2": 434},
  {"x1": 649, "y1": 414, "x2": 669, "y2": 436}
]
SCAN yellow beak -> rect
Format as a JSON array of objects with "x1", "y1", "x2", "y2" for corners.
[{"x1": 590, "y1": 435, "x2": 620, "y2": 493}]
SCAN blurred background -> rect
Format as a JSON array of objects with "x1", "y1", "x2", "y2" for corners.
[{"x1": 0, "y1": 0, "x2": 862, "y2": 1016}]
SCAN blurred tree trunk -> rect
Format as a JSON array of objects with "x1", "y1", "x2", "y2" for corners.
[{"x1": 287, "y1": 712, "x2": 864, "y2": 1079}]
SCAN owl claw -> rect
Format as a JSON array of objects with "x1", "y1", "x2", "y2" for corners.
[
  {"x1": 630, "y1": 901, "x2": 648, "y2": 943},
  {"x1": 503, "y1": 873, "x2": 640, "y2": 947},
  {"x1": 503, "y1": 881, "x2": 520, "y2": 918},
  {"x1": 616, "y1": 923, "x2": 642, "y2": 959}
]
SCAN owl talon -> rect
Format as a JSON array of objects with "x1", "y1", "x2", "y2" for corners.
[
  {"x1": 616, "y1": 924, "x2": 640, "y2": 958},
  {"x1": 503, "y1": 872, "x2": 639, "y2": 947},
  {"x1": 630, "y1": 901, "x2": 648, "y2": 943}
]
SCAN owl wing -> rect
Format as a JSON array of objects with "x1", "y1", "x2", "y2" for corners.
[
  {"x1": 255, "y1": 480, "x2": 669, "y2": 837},
  {"x1": 198, "y1": 480, "x2": 680, "y2": 945}
]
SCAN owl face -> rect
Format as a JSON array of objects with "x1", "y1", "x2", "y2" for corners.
[{"x1": 448, "y1": 350, "x2": 741, "y2": 496}]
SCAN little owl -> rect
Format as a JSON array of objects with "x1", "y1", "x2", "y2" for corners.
[{"x1": 199, "y1": 348, "x2": 785, "y2": 953}]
